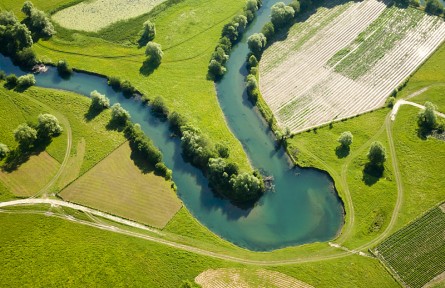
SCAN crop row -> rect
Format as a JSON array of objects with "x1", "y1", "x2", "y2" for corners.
[
  {"x1": 259, "y1": 0, "x2": 445, "y2": 133},
  {"x1": 375, "y1": 206, "x2": 445, "y2": 288}
]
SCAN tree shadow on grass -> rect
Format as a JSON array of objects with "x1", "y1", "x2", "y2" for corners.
[
  {"x1": 139, "y1": 60, "x2": 159, "y2": 76},
  {"x1": 106, "y1": 119, "x2": 126, "y2": 132},
  {"x1": 362, "y1": 162, "x2": 384, "y2": 186},
  {"x1": 335, "y1": 145, "x2": 350, "y2": 159},
  {"x1": 1, "y1": 137, "x2": 52, "y2": 172},
  {"x1": 84, "y1": 106, "x2": 102, "y2": 122}
]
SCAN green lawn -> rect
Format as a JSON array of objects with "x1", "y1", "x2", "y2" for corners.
[{"x1": 0, "y1": 0, "x2": 83, "y2": 18}]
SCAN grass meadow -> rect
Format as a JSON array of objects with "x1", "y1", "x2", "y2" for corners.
[{"x1": 61, "y1": 142, "x2": 181, "y2": 229}]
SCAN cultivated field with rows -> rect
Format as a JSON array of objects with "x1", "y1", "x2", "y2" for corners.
[
  {"x1": 374, "y1": 204, "x2": 445, "y2": 288},
  {"x1": 259, "y1": 0, "x2": 445, "y2": 133}
]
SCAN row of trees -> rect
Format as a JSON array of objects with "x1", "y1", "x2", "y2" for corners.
[{"x1": 207, "y1": 0, "x2": 262, "y2": 80}]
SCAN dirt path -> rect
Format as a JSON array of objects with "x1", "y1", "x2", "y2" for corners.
[{"x1": 391, "y1": 100, "x2": 445, "y2": 121}]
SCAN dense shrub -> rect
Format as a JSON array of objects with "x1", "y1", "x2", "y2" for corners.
[
  {"x1": 229, "y1": 172, "x2": 264, "y2": 202},
  {"x1": 417, "y1": 101, "x2": 437, "y2": 131},
  {"x1": 246, "y1": 74, "x2": 259, "y2": 103},
  {"x1": 338, "y1": 131, "x2": 353, "y2": 147},
  {"x1": 108, "y1": 76, "x2": 121, "y2": 90},
  {"x1": 16, "y1": 74, "x2": 36, "y2": 88},
  {"x1": 368, "y1": 141, "x2": 386, "y2": 166},
  {"x1": 0, "y1": 70, "x2": 6, "y2": 80},
  {"x1": 14, "y1": 47, "x2": 37, "y2": 67},
  {"x1": 5, "y1": 74, "x2": 18, "y2": 87},
  {"x1": 125, "y1": 123, "x2": 163, "y2": 165},
  {"x1": 180, "y1": 125, "x2": 216, "y2": 169},
  {"x1": 247, "y1": 33, "x2": 267, "y2": 58},
  {"x1": 425, "y1": 0, "x2": 444, "y2": 15},
  {"x1": 271, "y1": 2, "x2": 295, "y2": 29},
  {"x1": 14, "y1": 123, "x2": 37, "y2": 148},
  {"x1": 168, "y1": 111, "x2": 187, "y2": 135},
  {"x1": 215, "y1": 143, "x2": 229, "y2": 158},
  {"x1": 90, "y1": 90, "x2": 110, "y2": 111},
  {"x1": 111, "y1": 103, "x2": 131, "y2": 124},
  {"x1": 145, "y1": 42, "x2": 163, "y2": 66},
  {"x1": 37, "y1": 113, "x2": 63, "y2": 137},
  {"x1": 141, "y1": 20, "x2": 156, "y2": 42},
  {"x1": 120, "y1": 80, "x2": 135, "y2": 96},
  {"x1": 154, "y1": 162, "x2": 172, "y2": 180},
  {"x1": 151, "y1": 96, "x2": 169, "y2": 119},
  {"x1": 261, "y1": 22, "x2": 275, "y2": 40},
  {"x1": 0, "y1": 11, "x2": 33, "y2": 56},
  {"x1": 22, "y1": 1, "x2": 55, "y2": 37},
  {"x1": 57, "y1": 60, "x2": 73, "y2": 77}
]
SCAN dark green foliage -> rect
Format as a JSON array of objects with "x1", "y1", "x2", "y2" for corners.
[
  {"x1": 261, "y1": 22, "x2": 275, "y2": 40},
  {"x1": 244, "y1": 0, "x2": 260, "y2": 22},
  {"x1": 14, "y1": 123, "x2": 37, "y2": 148},
  {"x1": 151, "y1": 96, "x2": 169, "y2": 119},
  {"x1": 180, "y1": 125, "x2": 216, "y2": 169},
  {"x1": 386, "y1": 96, "x2": 396, "y2": 108},
  {"x1": 367, "y1": 141, "x2": 386, "y2": 166},
  {"x1": 145, "y1": 42, "x2": 163, "y2": 66},
  {"x1": 208, "y1": 60, "x2": 226, "y2": 79},
  {"x1": 417, "y1": 101, "x2": 437, "y2": 131},
  {"x1": 154, "y1": 162, "x2": 172, "y2": 180},
  {"x1": 57, "y1": 60, "x2": 73, "y2": 77},
  {"x1": 108, "y1": 76, "x2": 121, "y2": 90},
  {"x1": 217, "y1": 37, "x2": 232, "y2": 54},
  {"x1": 5, "y1": 74, "x2": 18, "y2": 87},
  {"x1": 247, "y1": 33, "x2": 267, "y2": 58},
  {"x1": 21, "y1": 1, "x2": 34, "y2": 17},
  {"x1": 111, "y1": 103, "x2": 131, "y2": 125},
  {"x1": 125, "y1": 123, "x2": 163, "y2": 165},
  {"x1": 425, "y1": 0, "x2": 444, "y2": 15},
  {"x1": 338, "y1": 131, "x2": 353, "y2": 147},
  {"x1": 0, "y1": 70, "x2": 6, "y2": 80},
  {"x1": 221, "y1": 22, "x2": 239, "y2": 42},
  {"x1": 246, "y1": 74, "x2": 259, "y2": 103},
  {"x1": 23, "y1": 2, "x2": 56, "y2": 37},
  {"x1": 229, "y1": 172, "x2": 264, "y2": 202},
  {"x1": 289, "y1": 0, "x2": 301, "y2": 13},
  {"x1": 16, "y1": 74, "x2": 36, "y2": 89},
  {"x1": 271, "y1": 2, "x2": 295, "y2": 29},
  {"x1": 208, "y1": 157, "x2": 239, "y2": 193},
  {"x1": 168, "y1": 111, "x2": 187, "y2": 135},
  {"x1": 90, "y1": 90, "x2": 110, "y2": 111},
  {"x1": 120, "y1": 80, "x2": 135, "y2": 96},
  {"x1": 14, "y1": 48, "x2": 36, "y2": 67},
  {"x1": 248, "y1": 55, "x2": 258, "y2": 69},
  {"x1": 215, "y1": 143, "x2": 229, "y2": 158},
  {"x1": 140, "y1": 20, "x2": 156, "y2": 43},
  {"x1": 0, "y1": 11, "x2": 33, "y2": 56},
  {"x1": 232, "y1": 15, "x2": 248, "y2": 33},
  {"x1": 37, "y1": 113, "x2": 63, "y2": 138},
  {"x1": 211, "y1": 47, "x2": 229, "y2": 65},
  {"x1": 409, "y1": 0, "x2": 420, "y2": 7}
]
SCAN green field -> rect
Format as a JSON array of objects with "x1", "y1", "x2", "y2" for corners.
[
  {"x1": 61, "y1": 142, "x2": 181, "y2": 228},
  {"x1": 375, "y1": 204, "x2": 445, "y2": 288}
]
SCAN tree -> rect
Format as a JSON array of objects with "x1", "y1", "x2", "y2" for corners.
[
  {"x1": 248, "y1": 54, "x2": 258, "y2": 69},
  {"x1": 247, "y1": 33, "x2": 267, "y2": 57},
  {"x1": 338, "y1": 131, "x2": 353, "y2": 147},
  {"x1": 0, "y1": 143, "x2": 9, "y2": 159},
  {"x1": 111, "y1": 103, "x2": 131, "y2": 124},
  {"x1": 246, "y1": 74, "x2": 259, "y2": 102},
  {"x1": 367, "y1": 141, "x2": 386, "y2": 166},
  {"x1": 38, "y1": 114, "x2": 63, "y2": 137},
  {"x1": 208, "y1": 59, "x2": 226, "y2": 78},
  {"x1": 141, "y1": 20, "x2": 156, "y2": 42},
  {"x1": 418, "y1": 101, "x2": 437, "y2": 130},
  {"x1": 151, "y1": 96, "x2": 169, "y2": 118},
  {"x1": 261, "y1": 22, "x2": 275, "y2": 40},
  {"x1": 15, "y1": 47, "x2": 36, "y2": 67},
  {"x1": 229, "y1": 172, "x2": 264, "y2": 202},
  {"x1": 14, "y1": 123, "x2": 37, "y2": 148},
  {"x1": 221, "y1": 22, "x2": 239, "y2": 42},
  {"x1": 168, "y1": 111, "x2": 187, "y2": 134},
  {"x1": 21, "y1": 1, "x2": 34, "y2": 17},
  {"x1": 27, "y1": 8, "x2": 55, "y2": 37},
  {"x1": 289, "y1": 0, "x2": 301, "y2": 13},
  {"x1": 425, "y1": 0, "x2": 444, "y2": 15},
  {"x1": 271, "y1": 2, "x2": 295, "y2": 29},
  {"x1": 145, "y1": 42, "x2": 163, "y2": 66},
  {"x1": 57, "y1": 60, "x2": 73, "y2": 77},
  {"x1": 232, "y1": 15, "x2": 248, "y2": 33},
  {"x1": 90, "y1": 90, "x2": 110, "y2": 111},
  {"x1": 6, "y1": 74, "x2": 18, "y2": 87},
  {"x1": 211, "y1": 47, "x2": 228, "y2": 65},
  {"x1": 16, "y1": 74, "x2": 36, "y2": 88}
]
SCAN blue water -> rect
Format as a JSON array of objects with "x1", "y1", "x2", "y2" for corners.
[{"x1": 0, "y1": 0, "x2": 344, "y2": 251}]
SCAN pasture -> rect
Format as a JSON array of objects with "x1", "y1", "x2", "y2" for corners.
[
  {"x1": 260, "y1": 0, "x2": 445, "y2": 133},
  {"x1": 374, "y1": 205, "x2": 445, "y2": 288},
  {"x1": 60, "y1": 142, "x2": 181, "y2": 229},
  {"x1": 52, "y1": 0, "x2": 168, "y2": 32}
]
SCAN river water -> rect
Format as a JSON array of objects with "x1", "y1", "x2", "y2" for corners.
[{"x1": 0, "y1": 0, "x2": 344, "y2": 251}]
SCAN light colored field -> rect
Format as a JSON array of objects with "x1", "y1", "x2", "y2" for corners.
[
  {"x1": 195, "y1": 268, "x2": 314, "y2": 288},
  {"x1": 260, "y1": 0, "x2": 445, "y2": 133},
  {"x1": 0, "y1": 152, "x2": 60, "y2": 197},
  {"x1": 374, "y1": 205, "x2": 445, "y2": 288},
  {"x1": 52, "y1": 0, "x2": 167, "y2": 32},
  {"x1": 60, "y1": 142, "x2": 181, "y2": 228}
]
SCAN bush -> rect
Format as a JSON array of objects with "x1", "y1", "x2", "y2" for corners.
[
  {"x1": 57, "y1": 60, "x2": 73, "y2": 77},
  {"x1": 125, "y1": 123, "x2": 163, "y2": 165},
  {"x1": 247, "y1": 33, "x2": 267, "y2": 57},
  {"x1": 208, "y1": 157, "x2": 238, "y2": 192},
  {"x1": 16, "y1": 74, "x2": 36, "y2": 88},
  {"x1": 246, "y1": 74, "x2": 259, "y2": 103},
  {"x1": 108, "y1": 76, "x2": 121, "y2": 90},
  {"x1": 417, "y1": 101, "x2": 437, "y2": 131},
  {"x1": 14, "y1": 48, "x2": 36, "y2": 67},
  {"x1": 180, "y1": 125, "x2": 216, "y2": 169},
  {"x1": 338, "y1": 131, "x2": 353, "y2": 147},
  {"x1": 25, "y1": 4, "x2": 56, "y2": 37},
  {"x1": 0, "y1": 143, "x2": 9, "y2": 159},
  {"x1": 0, "y1": 70, "x2": 6, "y2": 80},
  {"x1": 211, "y1": 47, "x2": 229, "y2": 65},
  {"x1": 232, "y1": 15, "x2": 248, "y2": 33},
  {"x1": 425, "y1": 0, "x2": 444, "y2": 15},
  {"x1": 409, "y1": 0, "x2": 420, "y2": 7},
  {"x1": 14, "y1": 123, "x2": 37, "y2": 148},
  {"x1": 386, "y1": 96, "x2": 396, "y2": 108},
  {"x1": 229, "y1": 172, "x2": 265, "y2": 202},
  {"x1": 145, "y1": 42, "x2": 163, "y2": 66},
  {"x1": 244, "y1": 0, "x2": 259, "y2": 22},
  {"x1": 90, "y1": 90, "x2": 110, "y2": 111},
  {"x1": 111, "y1": 103, "x2": 131, "y2": 124},
  {"x1": 208, "y1": 60, "x2": 227, "y2": 78},
  {"x1": 367, "y1": 141, "x2": 386, "y2": 166},
  {"x1": 6, "y1": 74, "x2": 18, "y2": 87},
  {"x1": 168, "y1": 111, "x2": 187, "y2": 135},
  {"x1": 0, "y1": 11, "x2": 33, "y2": 56},
  {"x1": 120, "y1": 80, "x2": 135, "y2": 96},
  {"x1": 154, "y1": 162, "x2": 172, "y2": 180},
  {"x1": 151, "y1": 96, "x2": 169, "y2": 118},
  {"x1": 38, "y1": 113, "x2": 63, "y2": 137},
  {"x1": 271, "y1": 2, "x2": 295, "y2": 29},
  {"x1": 289, "y1": 0, "x2": 301, "y2": 13},
  {"x1": 217, "y1": 37, "x2": 232, "y2": 54},
  {"x1": 216, "y1": 143, "x2": 229, "y2": 158},
  {"x1": 141, "y1": 20, "x2": 156, "y2": 42},
  {"x1": 248, "y1": 55, "x2": 258, "y2": 69},
  {"x1": 261, "y1": 22, "x2": 275, "y2": 40}
]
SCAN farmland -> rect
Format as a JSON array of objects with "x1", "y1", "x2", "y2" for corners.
[
  {"x1": 374, "y1": 204, "x2": 445, "y2": 288},
  {"x1": 259, "y1": 0, "x2": 445, "y2": 133},
  {"x1": 52, "y1": 0, "x2": 168, "y2": 32},
  {"x1": 60, "y1": 142, "x2": 181, "y2": 229}
]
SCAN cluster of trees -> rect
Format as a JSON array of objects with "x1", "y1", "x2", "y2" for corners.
[
  {"x1": 425, "y1": 0, "x2": 444, "y2": 15},
  {"x1": 107, "y1": 76, "x2": 136, "y2": 96},
  {"x1": 12, "y1": 113, "x2": 63, "y2": 151},
  {"x1": 21, "y1": 1, "x2": 55, "y2": 38},
  {"x1": 4, "y1": 73, "x2": 36, "y2": 90},
  {"x1": 207, "y1": 0, "x2": 262, "y2": 80}
]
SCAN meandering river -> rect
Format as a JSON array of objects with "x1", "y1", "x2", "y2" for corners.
[{"x1": 0, "y1": 0, "x2": 344, "y2": 251}]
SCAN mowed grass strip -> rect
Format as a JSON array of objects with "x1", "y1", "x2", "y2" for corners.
[
  {"x1": 55, "y1": 138, "x2": 85, "y2": 189},
  {"x1": 0, "y1": 152, "x2": 59, "y2": 197},
  {"x1": 60, "y1": 142, "x2": 181, "y2": 228},
  {"x1": 375, "y1": 205, "x2": 445, "y2": 288}
]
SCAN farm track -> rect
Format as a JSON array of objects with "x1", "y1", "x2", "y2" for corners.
[{"x1": 259, "y1": 0, "x2": 445, "y2": 133}]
